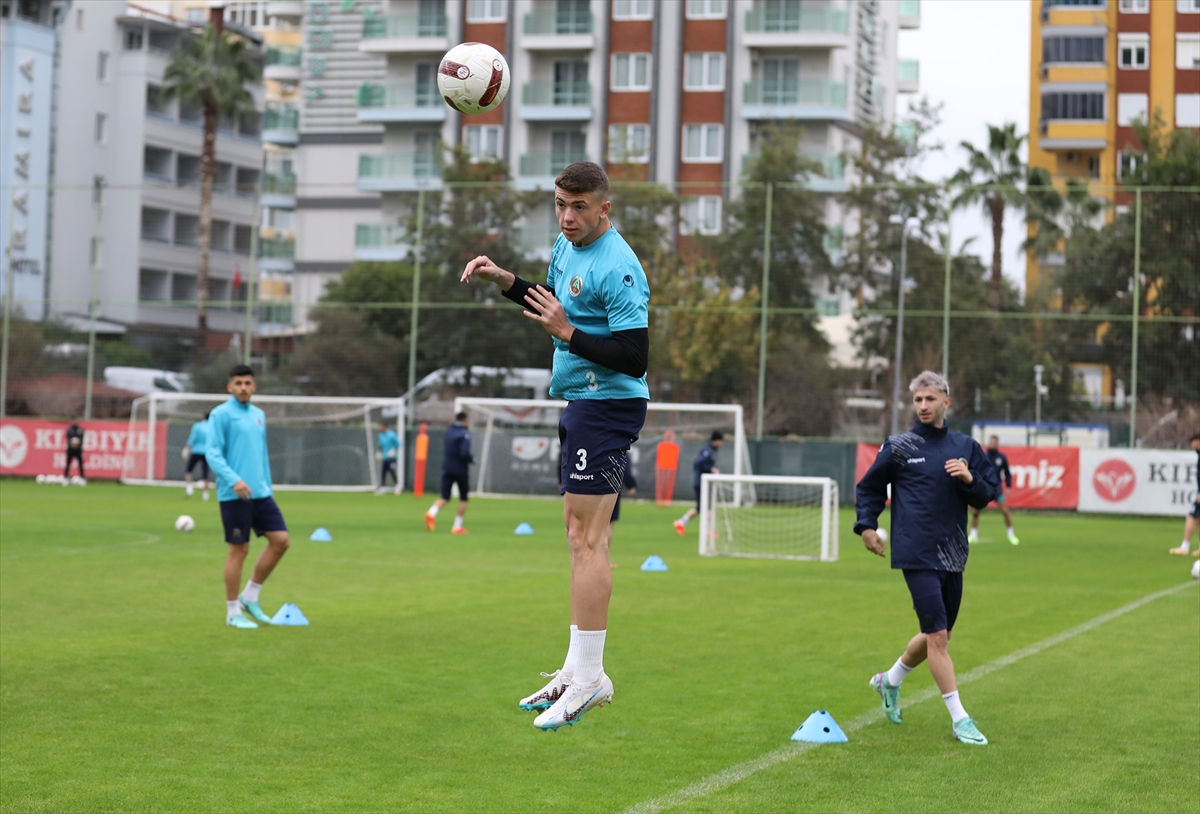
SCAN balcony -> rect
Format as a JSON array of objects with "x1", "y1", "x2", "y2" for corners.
[
  {"x1": 898, "y1": 58, "x2": 919, "y2": 94},
  {"x1": 264, "y1": 46, "x2": 302, "y2": 83},
  {"x1": 522, "y1": 9, "x2": 594, "y2": 50},
  {"x1": 360, "y1": 13, "x2": 450, "y2": 53},
  {"x1": 266, "y1": 1, "x2": 303, "y2": 19},
  {"x1": 356, "y1": 83, "x2": 446, "y2": 123},
  {"x1": 357, "y1": 152, "x2": 444, "y2": 192},
  {"x1": 517, "y1": 151, "x2": 589, "y2": 191},
  {"x1": 742, "y1": 150, "x2": 846, "y2": 191},
  {"x1": 742, "y1": 79, "x2": 849, "y2": 121},
  {"x1": 263, "y1": 105, "x2": 299, "y2": 146},
  {"x1": 899, "y1": 0, "x2": 920, "y2": 29},
  {"x1": 743, "y1": 4, "x2": 849, "y2": 48},
  {"x1": 261, "y1": 172, "x2": 297, "y2": 208},
  {"x1": 258, "y1": 237, "x2": 294, "y2": 272},
  {"x1": 519, "y1": 81, "x2": 592, "y2": 121},
  {"x1": 354, "y1": 224, "x2": 409, "y2": 262}
]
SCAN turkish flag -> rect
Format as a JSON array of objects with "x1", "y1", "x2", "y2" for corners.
[{"x1": 232, "y1": 266, "x2": 242, "y2": 289}]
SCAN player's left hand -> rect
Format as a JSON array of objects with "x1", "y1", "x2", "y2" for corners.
[
  {"x1": 862, "y1": 528, "x2": 886, "y2": 557},
  {"x1": 945, "y1": 458, "x2": 973, "y2": 484},
  {"x1": 522, "y1": 285, "x2": 574, "y2": 342}
]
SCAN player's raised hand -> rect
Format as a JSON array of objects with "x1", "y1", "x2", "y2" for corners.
[
  {"x1": 461, "y1": 255, "x2": 513, "y2": 288},
  {"x1": 862, "y1": 528, "x2": 886, "y2": 557},
  {"x1": 522, "y1": 285, "x2": 574, "y2": 342}
]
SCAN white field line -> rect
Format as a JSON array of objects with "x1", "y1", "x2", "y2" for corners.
[{"x1": 622, "y1": 581, "x2": 1199, "y2": 814}]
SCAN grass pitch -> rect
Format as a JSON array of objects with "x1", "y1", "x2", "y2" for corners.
[{"x1": 1, "y1": 479, "x2": 1196, "y2": 813}]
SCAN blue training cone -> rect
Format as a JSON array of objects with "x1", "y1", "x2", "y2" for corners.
[
  {"x1": 640, "y1": 555, "x2": 668, "y2": 571},
  {"x1": 791, "y1": 710, "x2": 848, "y2": 743},
  {"x1": 515, "y1": 522, "x2": 534, "y2": 535},
  {"x1": 310, "y1": 527, "x2": 332, "y2": 542},
  {"x1": 270, "y1": 603, "x2": 309, "y2": 626}
]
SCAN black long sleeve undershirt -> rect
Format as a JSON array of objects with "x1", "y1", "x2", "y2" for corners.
[{"x1": 500, "y1": 274, "x2": 649, "y2": 379}]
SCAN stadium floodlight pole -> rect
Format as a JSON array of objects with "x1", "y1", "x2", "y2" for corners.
[
  {"x1": 1128, "y1": 189, "x2": 1142, "y2": 449},
  {"x1": 243, "y1": 181, "x2": 261, "y2": 366},
  {"x1": 83, "y1": 179, "x2": 105, "y2": 421},
  {"x1": 406, "y1": 187, "x2": 426, "y2": 431},
  {"x1": 889, "y1": 214, "x2": 916, "y2": 437},
  {"x1": 0, "y1": 191, "x2": 17, "y2": 420},
  {"x1": 755, "y1": 183, "x2": 773, "y2": 441}
]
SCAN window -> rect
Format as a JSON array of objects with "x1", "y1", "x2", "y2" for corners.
[
  {"x1": 464, "y1": 125, "x2": 503, "y2": 161},
  {"x1": 1119, "y1": 0, "x2": 1148, "y2": 10},
  {"x1": 608, "y1": 124, "x2": 649, "y2": 162},
  {"x1": 1178, "y1": 94, "x2": 1200, "y2": 128},
  {"x1": 467, "y1": 0, "x2": 505, "y2": 22},
  {"x1": 138, "y1": 269, "x2": 169, "y2": 302},
  {"x1": 1043, "y1": 36, "x2": 1105, "y2": 64},
  {"x1": 760, "y1": 58, "x2": 799, "y2": 103},
  {"x1": 611, "y1": 53, "x2": 650, "y2": 91},
  {"x1": 1117, "y1": 93, "x2": 1147, "y2": 125},
  {"x1": 1118, "y1": 34, "x2": 1148, "y2": 69},
  {"x1": 684, "y1": 53, "x2": 724, "y2": 90},
  {"x1": 879, "y1": 22, "x2": 888, "y2": 57},
  {"x1": 97, "y1": 51, "x2": 109, "y2": 80},
  {"x1": 681, "y1": 197, "x2": 722, "y2": 236},
  {"x1": 268, "y1": 209, "x2": 294, "y2": 233},
  {"x1": 1045, "y1": 0, "x2": 1105, "y2": 6},
  {"x1": 1041, "y1": 92, "x2": 1105, "y2": 120},
  {"x1": 1179, "y1": 0, "x2": 1200, "y2": 12},
  {"x1": 146, "y1": 85, "x2": 172, "y2": 119},
  {"x1": 186, "y1": 7, "x2": 206, "y2": 22},
  {"x1": 686, "y1": 0, "x2": 726, "y2": 19},
  {"x1": 683, "y1": 124, "x2": 723, "y2": 162},
  {"x1": 125, "y1": 28, "x2": 143, "y2": 50},
  {"x1": 140, "y1": 208, "x2": 171, "y2": 242},
  {"x1": 1177, "y1": 35, "x2": 1200, "y2": 70},
  {"x1": 174, "y1": 214, "x2": 200, "y2": 247},
  {"x1": 94, "y1": 113, "x2": 107, "y2": 144},
  {"x1": 1086, "y1": 155, "x2": 1100, "y2": 178},
  {"x1": 613, "y1": 0, "x2": 652, "y2": 19}
]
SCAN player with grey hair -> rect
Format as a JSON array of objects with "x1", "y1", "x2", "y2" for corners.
[{"x1": 855, "y1": 370, "x2": 1000, "y2": 745}]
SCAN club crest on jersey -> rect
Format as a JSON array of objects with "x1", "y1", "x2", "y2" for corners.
[{"x1": 568, "y1": 276, "x2": 583, "y2": 296}]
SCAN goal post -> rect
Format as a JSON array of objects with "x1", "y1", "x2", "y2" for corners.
[
  {"x1": 699, "y1": 474, "x2": 839, "y2": 562},
  {"x1": 122, "y1": 392, "x2": 405, "y2": 491},
  {"x1": 451, "y1": 397, "x2": 751, "y2": 500}
]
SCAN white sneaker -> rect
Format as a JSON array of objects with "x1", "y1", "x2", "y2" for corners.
[
  {"x1": 967, "y1": 529, "x2": 979, "y2": 544},
  {"x1": 202, "y1": 491, "x2": 210, "y2": 502},
  {"x1": 533, "y1": 673, "x2": 613, "y2": 730},
  {"x1": 519, "y1": 670, "x2": 570, "y2": 711},
  {"x1": 186, "y1": 484, "x2": 194, "y2": 497}
]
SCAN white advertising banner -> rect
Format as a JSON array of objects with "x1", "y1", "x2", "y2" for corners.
[{"x1": 1078, "y1": 449, "x2": 1198, "y2": 516}]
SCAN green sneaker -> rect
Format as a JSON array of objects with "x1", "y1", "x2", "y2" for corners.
[
  {"x1": 952, "y1": 717, "x2": 988, "y2": 745},
  {"x1": 239, "y1": 597, "x2": 272, "y2": 624},
  {"x1": 1008, "y1": 533, "x2": 1020, "y2": 545},
  {"x1": 226, "y1": 613, "x2": 258, "y2": 629},
  {"x1": 869, "y1": 673, "x2": 902, "y2": 724}
]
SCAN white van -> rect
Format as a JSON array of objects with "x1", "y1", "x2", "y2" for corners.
[{"x1": 103, "y1": 367, "x2": 193, "y2": 395}]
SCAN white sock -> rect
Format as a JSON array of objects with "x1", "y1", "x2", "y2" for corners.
[
  {"x1": 226, "y1": 600, "x2": 241, "y2": 619},
  {"x1": 574, "y1": 629, "x2": 607, "y2": 687},
  {"x1": 186, "y1": 483, "x2": 194, "y2": 495},
  {"x1": 886, "y1": 657, "x2": 913, "y2": 687},
  {"x1": 427, "y1": 504, "x2": 440, "y2": 518},
  {"x1": 1007, "y1": 526, "x2": 1015, "y2": 536},
  {"x1": 561, "y1": 625, "x2": 580, "y2": 679},
  {"x1": 242, "y1": 580, "x2": 262, "y2": 602},
  {"x1": 452, "y1": 515, "x2": 463, "y2": 530},
  {"x1": 1180, "y1": 541, "x2": 1192, "y2": 552},
  {"x1": 678, "y1": 513, "x2": 691, "y2": 527},
  {"x1": 942, "y1": 690, "x2": 969, "y2": 723}
]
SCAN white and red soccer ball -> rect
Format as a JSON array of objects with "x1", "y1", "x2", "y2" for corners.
[{"x1": 437, "y1": 42, "x2": 511, "y2": 115}]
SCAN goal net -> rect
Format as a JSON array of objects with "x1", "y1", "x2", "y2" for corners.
[
  {"x1": 452, "y1": 397, "x2": 750, "y2": 500},
  {"x1": 699, "y1": 474, "x2": 839, "y2": 561},
  {"x1": 122, "y1": 393, "x2": 405, "y2": 491}
]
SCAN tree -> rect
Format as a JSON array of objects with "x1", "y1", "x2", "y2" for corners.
[{"x1": 161, "y1": 23, "x2": 260, "y2": 366}]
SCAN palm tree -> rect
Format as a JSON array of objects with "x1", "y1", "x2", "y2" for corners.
[
  {"x1": 161, "y1": 23, "x2": 260, "y2": 365},
  {"x1": 950, "y1": 122, "x2": 1029, "y2": 310}
]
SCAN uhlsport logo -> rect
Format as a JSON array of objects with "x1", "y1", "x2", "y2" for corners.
[
  {"x1": 0, "y1": 424, "x2": 29, "y2": 469},
  {"x1": 569, "y1": 276, "x2": 583, "y2": 296},
  {"x1": 1093, "y1": 458, "x2": 1136, "y2": 503}
]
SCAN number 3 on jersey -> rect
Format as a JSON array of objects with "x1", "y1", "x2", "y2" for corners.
[
  {"x1": 575, "y1": 448, "x2": 588, "y2": 471},
  {"x1": 585, "y1": 370, "x2": 598, "y2": 391}
]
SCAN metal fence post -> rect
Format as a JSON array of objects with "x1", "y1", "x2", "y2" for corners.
[
  {"x1": 941, "y1": 216, "x2": 952, "y2": 380},
  {"x1": 0, "y1": 192, "x2": 17, "y2": 420},
  {"x1": 755, "y1": 183, "x2": 773, "y2": 441},
  {"x1": 1128, "y1": 188, "x2": 1141, "y2": 449},
  {"x1": 244, "y1": 182, "x2": 261, "y2": 365},
  {"x1": 84, "y1": 180, "x2": 105, "y2": 420},
  {"x1": 407, "y1": 187, "x2": 426, "y2": 430}
]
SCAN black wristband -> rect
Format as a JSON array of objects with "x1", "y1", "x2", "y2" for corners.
[{"x1": 500, "y1": 275, "x2": 542, "y2": 313}]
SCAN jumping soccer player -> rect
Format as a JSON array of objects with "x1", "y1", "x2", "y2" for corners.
[
  {"x1": 460, "y1": 161, "x2": 649, "y2": 730},
  {"x1": 968, "y1": 435, "x2": 1018, "y2": 545},
  {"x1": 674, "y1": 431, "x2": 724, "y2": 535},
  {"x1": 855, "y1": 371, "x2": 999, "y2": 746},
  {"x1": 205, "y1": 365, "x2": 289, "y2": 630},
  {"x1": 377, "y1": 421, "x2": 402, "y2": 495},
  {"x1": 183, "y1": 412, "x2": 211, "y2": 501},
  {"x1": 1168, "y1": 433, "x2": 1200, "y2": 557},
  {"x1": 425, "y1": 412, "x2": 473, "y2": 534},
  {"x1": 63, "y1": 422, "x2": 85, "y2": 484}
]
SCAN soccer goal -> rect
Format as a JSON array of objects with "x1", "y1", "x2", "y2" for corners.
[
  {"x1": 452, "y1": 397, "x2": 751, "y2": 500},
  {"x1": 122, "y1": 392, "x2": 405, "y2": 491},
  {"x1": 699, "y1": 474, "x2": 839, "y2": 561}
]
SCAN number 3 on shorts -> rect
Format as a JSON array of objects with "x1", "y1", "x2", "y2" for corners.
[{"x1": 575, "y1": 448, "x2": 588, "y2": 471}]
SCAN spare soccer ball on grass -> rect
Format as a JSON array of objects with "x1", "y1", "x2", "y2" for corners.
[
  {"x1": 437, "y1": 42, "x2": 510, "y2": 114},
  {"x1": 1192, "y1": 559, "x2": 1200, "y2": 580},
  {"x1": 175, "y1": 515, "x2": 195, "y2": 533}
]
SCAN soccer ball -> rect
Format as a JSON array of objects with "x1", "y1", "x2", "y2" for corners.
[
  {"x1": 876, "y1": 528, "x2": 888, "y2": 543},
  {"x1": 436, "y1": 42, "x2": 510, "y2": 114},
  {"x1": 1192, "y1": 559, "x2": 1200, "y2": 580},
  {"x1": 35, "y1": 474, "x2": 45, "y2": 484},
  {"x1": 175, "y1": 515, "x2": 195, "y2": 533}
]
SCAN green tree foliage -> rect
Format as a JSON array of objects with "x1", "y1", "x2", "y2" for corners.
[{"x1": 286, "y1": 308, "x2": 402, "y2": 397}]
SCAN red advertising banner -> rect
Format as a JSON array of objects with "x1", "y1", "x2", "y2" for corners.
[
  {"x1": 989, "y1": 447, "x2": 1079, "y2": 509},
  {"x1": 0, "y1": 418, "x2": 166, "y2": 480},
  {"x1": 856, "y1": 442, "x2": 881, "y2": 484}
]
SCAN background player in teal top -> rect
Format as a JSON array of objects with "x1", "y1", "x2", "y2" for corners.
[
  {"x1": 461, "y1": 162, "x2": 649, "y2": 731},
  {"x1": 376, "y1": 421, "x2": 402, "y2": 495},
  {"x1": 182, "y1": 412, "x2": 211, "y2": 501},
  {"x1": 205, "y1": 365, "x2": 290, "y2": 630}
]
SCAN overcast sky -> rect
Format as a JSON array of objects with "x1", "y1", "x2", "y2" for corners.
[{"x1": 897, "y1": 0, "x2": 1032, "y2": 293}]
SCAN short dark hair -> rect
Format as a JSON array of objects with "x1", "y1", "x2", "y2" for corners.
[
  {"x1": 203, "y1": 411, "x2": 210, "y2": 420},
  {"x1": 455, "y1": 411, "x2": 468, "y2": 422},
  {"x1": 1191, "y1": 433, "x2": 1200, "y2": 443},
  {"x1": 555, "y1": 161, "x2": 609, "y2": 197},
  {"x1": 711, "y1": 431, "x2": 725, "y2": 442},
  {"x1": 989, "y1": 435, "x2": 999, "y2": 441},
  {"x1": 228, "y1": 364, "x2": 254, "y2": 379}
]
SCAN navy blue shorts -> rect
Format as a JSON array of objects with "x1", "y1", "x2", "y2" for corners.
[
  {"x1": 220, "y1": 496, "x2": 287, "y2": 545},
  {"x1": 441, "y1": 473, "x2": 469, "y2": 501},
  {"x1": 903, "y1": 569, "x2": 963, "y2": 634},
  {"x1": 1189, "y1": 499, "x2": 1200, "y2": 520},
  {"x1": 186, "y1": 453, "x2": 208, "y2": 479},
  {"x1": 558, "y1": 398, "x2": 647, "y2": 495}
]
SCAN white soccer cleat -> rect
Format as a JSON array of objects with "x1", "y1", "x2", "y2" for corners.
[
  {"x1": 519, "y1": 670, "x2": 570, "y2": 711},
  {"x1": 533, "y1": 673, "x2": 613, "y2": 730},
  {"x1": 967, "y1": 529, "x2": 979, "y2": 544}
]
